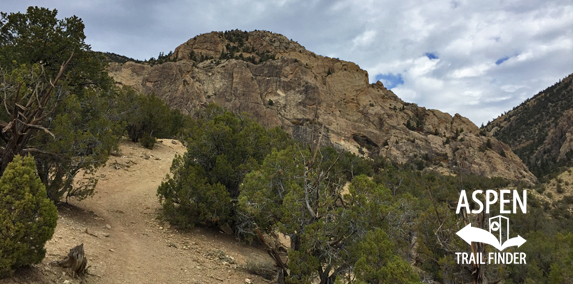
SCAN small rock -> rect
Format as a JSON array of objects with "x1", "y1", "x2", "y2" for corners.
[
  {"x1": 64, "y1": 280, "x2": 71, "y2": 284},
  {"x1": 104, "y1": 233, "x2": 110, "y2": 237},
  {"x1": 105, "y1": 224, "x2": 112, "y2": 230},
  {"x1": 245, "y1": 278, "x2": 252, "y2": 284},
  {"x1": 159, "y1": 226, "x2": 163, "y2": 230},
  {"x1": 219, "y1": 223, "x2": 233, "y2": 235},
  {"x1": 109, "y1": 248, "x2": 114, "y2": 252}
]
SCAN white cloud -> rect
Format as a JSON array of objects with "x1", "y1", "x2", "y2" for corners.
[
  {"x1": 2, "y1": 0, "x2": 572, "y2": 126},
  {"x1": 352, "y1": 30, "x2": 376, "y2": 48},
  {"x1": 501, "y1": 85, "x2": 528, "y2": 93}
]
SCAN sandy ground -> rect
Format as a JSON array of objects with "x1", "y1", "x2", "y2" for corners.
[{"x1": 1, "y1": 139, "x2": 274, "y2": 284}]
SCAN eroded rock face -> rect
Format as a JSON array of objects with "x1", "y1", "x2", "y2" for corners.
[{"x1": 108, "y1": 30, "x2": 536, "y2": 183}]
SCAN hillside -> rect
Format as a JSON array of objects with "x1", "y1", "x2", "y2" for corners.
[
  {"x1": 1, "y1": 139, "x2": 275, "y2": 284},
  {"x1": 486, "y1": 73, "x2": 573, "y2": 178},
  {"x1": 107, "y1": 30, "x2": 535, "y2": 183}
]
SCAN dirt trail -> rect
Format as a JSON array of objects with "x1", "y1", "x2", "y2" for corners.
[{"x1": 2, "y1": 139, "x2": 273, "y2": 284}]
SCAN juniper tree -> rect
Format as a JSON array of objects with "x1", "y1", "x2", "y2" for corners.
[
  {"x1": 0, "y1": 155, "x2": 57, "y2": 277},
  {"x1": 237, "y1": 145, "x2": 414, "y2": 284},
  {"x1": 0, "y1": 7, "x2": 121, "y2": 201}
]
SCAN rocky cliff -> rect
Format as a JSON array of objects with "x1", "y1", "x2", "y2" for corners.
[
  {"x1": 108, "y1": 30, "x2": 536, "y2": 183},
  {"x1": 486, "y1": 73, "x2": 573, "y2": 177}
]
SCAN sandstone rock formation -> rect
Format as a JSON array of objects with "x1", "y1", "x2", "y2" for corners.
[{"x1": 108, "y1": 30, "x2": 536, "y2": 183}]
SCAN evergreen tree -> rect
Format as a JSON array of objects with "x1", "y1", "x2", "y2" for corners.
[
  {"x1": 0, "y1": 155, "x2": 58, "y2": 277},
  {"x1": 0, "y1": 7, "x2": 120, "y2": 201},
  {"x1": 157, "y1": 104, "x2": 292, "y2": 228}
]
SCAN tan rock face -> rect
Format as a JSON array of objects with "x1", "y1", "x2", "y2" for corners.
[{"x1": 108, "y1": 30, "x2": 536, "y2": 184}]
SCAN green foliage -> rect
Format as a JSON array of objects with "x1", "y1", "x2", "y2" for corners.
[
  {"x1": 556, "y1": 183, "x2": 564, "y2": 194},
  {"x1": 488, "y1": 74, "x2": 573, "y2": 178},
  {"x1": 157, "y1": 155, "x2": 231, "y2": 227},
  {"x1": 238, "y1": 144, "x2": 408, "y2": 283},
  {"x1": 157, "y1": 104, "x2": 293, "y2": 228},
  {"x1": 353, "y1": 228, "x2": 420, "y2": 284},
  {"x1": 120, "y1": 87, "x2": 184, "y2": 149},
  {"x1": 405, "y1": 119, "x2": 414, "y2": 130},
  {"x1": 0, "y1": 7, "x2": 120, "y2": 202},
  {"x1": 500, "y1": 149, "x2": 507, "y2": 157},
  {"x1": 0, "y1": 155, "x2": 57, "y2": 277},
  {"x1": 0, "y1": 7, "x2": 109, "y2": 89}
]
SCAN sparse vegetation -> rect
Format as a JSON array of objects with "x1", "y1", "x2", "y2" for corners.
[
  {"x1": 243, "y1": 260, "x2": 277, "y2": 280},
  {"x1": 2, "y1": 7, "x2": 573, "y2": 284},
  {"x1": 487, "y1": 73, "x2": 573, "y2": 178}
]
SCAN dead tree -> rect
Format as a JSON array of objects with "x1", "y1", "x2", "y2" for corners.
[
  {"x1": 51, "y1": 243, "x2": 88, "y2": 277},
  {"x1": 256, "y1": 229, "x2": 288, "y2": 283},
  {"x1": 0, "y1": 53, "x2": 72, "y2": 176}
]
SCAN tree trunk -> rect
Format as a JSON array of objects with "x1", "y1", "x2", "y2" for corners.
[{"x1": 50, "y1": 243, "x2": 88, "y2": 277}]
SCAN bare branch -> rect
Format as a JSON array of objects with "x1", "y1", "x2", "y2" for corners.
[{"x1": 15, "y1": 119, "x2": 55, "y2": 139}]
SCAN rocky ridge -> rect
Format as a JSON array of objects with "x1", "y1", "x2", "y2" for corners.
[
  {"x1": 108, "y1": 30, "x2": 536, "y2": 183},
  {"x1": 486, "y1": 73, "x2": 573, "y2": 177}
]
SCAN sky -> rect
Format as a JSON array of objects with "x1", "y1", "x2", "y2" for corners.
[{"x1": 3, "y1": 0, "x2": 572, "y2": 126}]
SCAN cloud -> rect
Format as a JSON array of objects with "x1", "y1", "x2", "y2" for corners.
[{"x1": 2, "y1": 0, "x2": 572, "y2": 126}]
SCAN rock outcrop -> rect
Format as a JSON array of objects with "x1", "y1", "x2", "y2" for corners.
[{"x1": 108, "y1": 30, "x2": 536, "y2": 183}]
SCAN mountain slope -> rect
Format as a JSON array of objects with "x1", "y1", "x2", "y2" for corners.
[
  {"x1": 108, "y1": 30, "x2": 535, "y2": 183},
  {"x1": 486, "y1": 73, "x2": 573, "y2": 177}
]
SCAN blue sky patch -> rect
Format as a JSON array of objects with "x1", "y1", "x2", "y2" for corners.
[
  {"x1": 375, "y1": 73, "x2": 404, "y2": 89},
  {"x1": 425, "y1": 52, "x2": 438, "y2": 60},
  {"x1": 496, "y1": 56, "x2": 510, "y2": 65}
]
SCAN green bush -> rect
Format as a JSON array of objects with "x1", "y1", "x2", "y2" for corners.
[
  {"x1": 140, "y1": 134, "x2": 156, "y2": 150},
  {"x1": 157, "y1": 156, "x2": 231, "y2": 227},
  {"x1": 157, "y1": 104, "x2": 293, "y2": 229},
  {"x1": 120, "y1": 88, "x2": 184, "y2": 149},
  {"x1": 557, "y1": 183, "x2": 565, "y2": 194},
  {"x1": 0, "y1": 155, "x2": 58, "y2": 277},
  {"x1": 353, "y1": 228, "x2": 420, "y2": 284}
]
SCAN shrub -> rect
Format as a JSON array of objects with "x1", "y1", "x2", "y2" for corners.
[
  {"x1": 157, "y1": 105, "x2": 293, "y2": 228},
  {"x1": 500, "y1": 149, "x2": 507, "y2": 157},
  {"x1": 556, "y1": 183, "x2": 564, "y2": 194},
  {"x1": 0, "y1": 155, "x2": 58, "y2": 277},
  {"x1": 486, "y1": 138, "x2": 493, "y2": 149},
  {"x1": 140, "y1": 134, "x2": 156, "y2": 150},
  {"x1": 353, "y1": 228, "x2": 420, "y2": 283},
  {"x1": 120, "y1": 88, "x2": 186, "y2": 149},
  {"x1": 157, "y1": 156, "x2": 231, "y2": 228}
]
